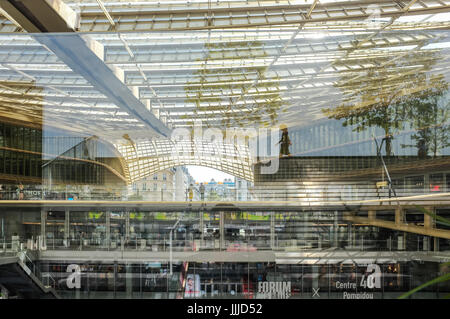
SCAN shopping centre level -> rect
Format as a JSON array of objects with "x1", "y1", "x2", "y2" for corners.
[
  {"x1": 1, "y1": 195, "x2": 450, "y2": 299},
  {"x1": 2, "y1": 194, "x2": 450, "y2": 254}
]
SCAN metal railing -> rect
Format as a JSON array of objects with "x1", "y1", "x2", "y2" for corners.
[
  {"x1": 18, "y1": 250, "x2": 56, "y2": 289},
  {"x1": 36, "y1": 236, "x2": 439, "y2": 253},
  {"x1": 0, "y1": 242, "x2": 57, "y2": 290},
  {"x1": 0, "y1": 185, "x2": 447, "y2": 202}
]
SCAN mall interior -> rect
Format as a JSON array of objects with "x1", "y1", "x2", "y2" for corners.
[{"x1": 0, "y1": 0, "x2": 449, "y2": 299}]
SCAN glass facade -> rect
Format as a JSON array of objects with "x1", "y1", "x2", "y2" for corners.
[
  {"x1": 0, "y1": 122, "x2": 43, "y2": 182},
  {"x1": 0, "y1": 0, "x2": 449, "y2": 301},
  {"x1": 34, "y1": 261, "x2": 449, "y2": 299}
]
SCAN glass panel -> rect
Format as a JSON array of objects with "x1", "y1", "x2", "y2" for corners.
[{"x1": 0, "y1": 23, "x2": 449, "y2": 300}]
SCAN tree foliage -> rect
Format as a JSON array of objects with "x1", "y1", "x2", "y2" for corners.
[
  {"x1": 323, "y1": 49, "x2": 448, "y2": 157},
  {"x1": 184, "y1": 41, "x2": 288, "y2": 129}
]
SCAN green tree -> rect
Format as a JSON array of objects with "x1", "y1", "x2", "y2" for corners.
[
  {"x1": 399, "y1": 78, "x2": 449, "y2": 158},
  {"x1": 323, "y1": 50, "x2": 444, "y2": 157},
  {"x1": 184, "y1": 41, "x2": 288, "y2": 129}
]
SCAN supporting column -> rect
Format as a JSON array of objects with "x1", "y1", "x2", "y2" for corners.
[
  {"x1": 219, "y1": 211, "x2": 224, "y2": 250},
  {"x1": 270, "y1": 211, "x2": 275, "y2": 249},
  {"x1": 347, "y1": 223, "x2": 353, "y2": 248},
  {"x1": 395, "y1": 207, "x2": 405, "y2": 225},
  {"x1": 169, "y1": 229, "x2": 173, "y2": 275},
  {"x1": 424, "y1": 207, "x2": 435, "y2": 230},
  {"x1": 434, "y1": 237, "x2": 439, "y2": 252},
  {"x1": 125, "y1": 211, "x2": 130, "y2": 242},
  {"x1": 64, "y1": 208, "x2": 70, "y2": 248},
  {"x1": 303, "y1": 211, "x2": 308, "y2": 244},
  {"x1": 424, "y1": 174, "x2": 430, "y2": 194},
  {"x1": 113, "y1": 262, "x2": 117, "y2": 299},
  {"x1": 312, "y1": 265, "x2": 319, "y2": 299},
  {"x1": 40, "y1": 209, "x2": 46, "y2": 249},
  {"x1": 1, "y1": 217, "x2": 4, "y2": 242},
  {"x1": 333, "y1": 211, "x2": 338, "y2": 248},
  {"x1": 199, "y1": 210, "x2": 204, "y2": 243},
  {"x1": 106, "y1": 211, "x2": 111, "y2": 249},
  {"x1": 423, "y1": 236, "x2": 430, "y2": 251},
  {"x1": 367, "y1": 211, "x2": 376, "y2": 250},
  {"x1": 399, "y1": 232, "x2": 407, "y2": 251},
  {"x1": 126, "y1": 263, "x2": 133, "y2": 299},
  {"x1": 424, "y1": 207, "x2": 435, "y2": 252},
  {"x1": 395, "y1": 208, "x2": 405, "y2": 250}
]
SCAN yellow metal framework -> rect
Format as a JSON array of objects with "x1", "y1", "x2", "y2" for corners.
[{"x1": 115, "y1": 137, "x2": 253, "y2": 182}]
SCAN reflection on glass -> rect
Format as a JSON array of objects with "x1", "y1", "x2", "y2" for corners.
[{"x1": 0, "y1": 29, "x2": 448, "y2": 300}]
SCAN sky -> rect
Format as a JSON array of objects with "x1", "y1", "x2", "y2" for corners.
[{"x1": 186, "y1": 166, "x2": 234, "y2": 183}]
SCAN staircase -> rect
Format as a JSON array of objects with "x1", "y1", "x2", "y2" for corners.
[{"x1": 0, "y1": 251, "x2": 60, "y2": 299}]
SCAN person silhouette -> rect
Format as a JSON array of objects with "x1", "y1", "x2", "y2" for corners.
[
  {"x1": 188, "y1": 184, "x2": 194, "y2": 201},
  {"x1": 277, "y1": 124, "x2": 292, "y2": 157}
]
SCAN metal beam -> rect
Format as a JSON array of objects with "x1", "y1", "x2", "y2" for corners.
[
  {"x1": 343, "y1": 214, "x2": 450, "y2": 240},
  {"x1": 68, "y1": 1, "x2": 450, "y2": 32},
  {"x1": 0, "y1": 0, "x2": 170, "y2": 137},
  {"x1": 35, "y1": 34, "x2": 170, "y2": 136},
  {"x1": 0, "y1": 0, "x2": 79, "y2": 32}
]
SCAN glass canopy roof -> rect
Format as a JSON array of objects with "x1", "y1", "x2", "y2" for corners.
[
  {"x1": 2, "y1": 0, "x2": 449, "y2": 32},
  {"x1": 0, "y1": 0, "x2": 449, "y2": 182},
  {"x1": 0, "y1": 30, "x2": 449, "y2": 133}
]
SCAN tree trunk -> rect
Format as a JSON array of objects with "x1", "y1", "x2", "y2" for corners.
[
  {"x1": 384, "y1": 125, "x2": 392, "y2": 157},
  {"x1": 385, "y1": 137, "x2": 392, "y2": 157}
]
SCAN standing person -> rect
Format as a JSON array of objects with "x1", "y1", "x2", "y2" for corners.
[
  {"x1": 79, "y1": 231, "x2": 84, "y2": 251},
  {"x1": 277, "y1": 124, "x2": 292, "y2": 157},
  {"x1": 199, "y1": 183, "x2": 205, "y2": 201},
  {"x1": 381, "y1": 133, "x2": 394, "y2": 157},
  {"x1": 16, "y1": 183, "x2": 24, "y2": 200},
  {"x1": 188, "y1": 184, "x2": 194, "y2": 202}
]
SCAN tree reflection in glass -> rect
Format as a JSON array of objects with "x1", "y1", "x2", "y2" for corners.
[
  {"x1": 184, "y1": 41, "x2": 288, "y2": 130},
  {"x1": 323, "y1": 48, "x2": 448, "y2": 158}
]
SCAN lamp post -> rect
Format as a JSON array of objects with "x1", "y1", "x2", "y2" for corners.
[{"x1": 169, "y1": 219, "x2": 181, "y2": 275}]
